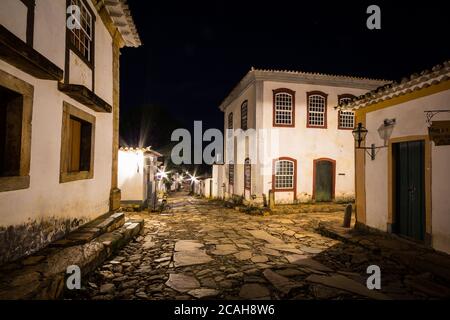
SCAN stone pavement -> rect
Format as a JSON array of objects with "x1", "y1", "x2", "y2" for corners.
[{"x1": 66, "y1": 192, "x2": 450, "y2": 300}]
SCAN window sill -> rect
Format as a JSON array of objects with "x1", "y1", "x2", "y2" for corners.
[
  {"x1": 60, "y1": 171, "x2": 93, "y2": 183},
  {"x1": 0, "y1": 175, "x2": 30, "y2": 192},
  {"x1": 0, "y1": 25, "x2": 63, "y2": 81},
  {"x1": 273, "y1": 123, "x2": 295, "y2": 128},
  {"x1": 58, "y1": 83, "x2": 112, "y2": 113}
]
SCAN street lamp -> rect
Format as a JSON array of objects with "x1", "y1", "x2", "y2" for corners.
[
  {"x1": 352, "y1": 122, "x2": 392, "y2": 160},
  {"x1": 352, "y1": 123, "x2": 368, "y2": 148}
]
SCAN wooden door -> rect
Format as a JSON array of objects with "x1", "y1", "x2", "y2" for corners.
[
  {"x1": 394, "y1": 140, "x2": 425, "y2": 241},
  {"x1": 314, "y1": 159, "x2": 334, "y2": 202}
]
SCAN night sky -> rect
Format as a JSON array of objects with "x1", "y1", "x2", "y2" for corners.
[{"x1": 119, "y1": 0, "x2": 450, "y2": 148}]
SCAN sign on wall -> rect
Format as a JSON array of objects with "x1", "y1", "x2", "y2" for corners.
[{"x1": 429, "y1": 121, "x2": 450, "y2": 146}]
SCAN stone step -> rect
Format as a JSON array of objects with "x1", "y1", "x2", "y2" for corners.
[
  {"x1": 0, "y1": 216, "x2": 143, "y2": 300},
  {"x1": 50, "y1": 212, "x2": 125, "y2": 248}
]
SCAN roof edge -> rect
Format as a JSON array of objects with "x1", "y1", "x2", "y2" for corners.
[
  {"x1": 219, "y1": 67, "x2": 390, "y2": 112},
  {"x1": 336, "y1": 60, "x2": 450, "y2": 111}
]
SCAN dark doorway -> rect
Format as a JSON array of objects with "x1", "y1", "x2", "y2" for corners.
[
  {"x1": 314, "y1": 159, "x2": 335, "y2": 202},
  {"x1": 393, "y1": 140, "x2": 426, "y2": 241}
]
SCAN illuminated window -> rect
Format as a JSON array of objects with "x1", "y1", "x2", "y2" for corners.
[
  {"x1": 244, "y1": 158, "x2": 251, "y2": 190},
  {"x1": 338, "y1": 110, "x2": 355, "y2": 129},
  {"x1": 307, "y1": 91, "x2": 327, "y2": 128},
  {"x1": 338, "y1": 95, "x2": 355, "y2": 129},
  {"x1": 274, "y1": 89, "x2": 294, "y2": 126},
  {"x1": 241, "y1": 101, "x2": 248, "y2": 130},
  {"x1": 274, "y1": 160, "x2": 294, "y2": 189},
  {"x1": 68, "y1": 0, "x2": 94, "y2": 63}
]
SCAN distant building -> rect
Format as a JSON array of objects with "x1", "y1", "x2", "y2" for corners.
[
  {"x1": 339, "y1": 61, "x2": 450, "y2": 254},
  {"x1": 0, "y1": 0, "x2": 140, "y2": 264},
  {"x1": 213, "y1": 68, "x2": 387, "y2": 204},
  {"x1": 118, "y1": 147, "x2": 162, "y2": 210}
]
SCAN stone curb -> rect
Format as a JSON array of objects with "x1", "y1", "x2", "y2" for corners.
[{"x1": 0, "y1": 218, "x2": 143, "y2": 300}]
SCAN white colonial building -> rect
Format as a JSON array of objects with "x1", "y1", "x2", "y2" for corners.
[
  {"x1": 0, "y1": 0, "x2": 140, "y2": 264},
  {"x1": 213, "y1": 68, "x2": 387, "y2": 204},
  {"x1": 118, "y1": 147, "x2": 162, "y2": 210},
  {"x1": 340, "y1": 61, "x2": 450, "y2": 254}
]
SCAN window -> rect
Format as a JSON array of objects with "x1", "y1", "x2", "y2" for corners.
[
  {"x1": 68, "y1": 116, "x2": 92, "y2": 172},
  {"x1": 0, "y1": 69, "x2": 33, "y2": 192},
  {"x1": 229, "y1": 163, "x2": 235, "y2": 185},
  {"x1": 60, "y1": 101, "x2": 95, "y2": 183},
  {"x1": 68, "y1": 0, "x2": 94, "y2": 63},
  {"x1": 0, "y1": 87, "x2": 23, "y2": 178},
  {"x1": 244, "y1": 158, "x2": 251, "y2": 190},
  {"x1": 274, "y1": 160, "x2": 294, "y2": 189},
  {"x1": 338, "y1": 94, "x2": 355, "y2": 129},
  {"x1": 273, "y1": 88, "x2": 295, "y2": 127},
  {"x1": 228, "y1": 112, "x2": 233, "y2": 129},
  {"x1": 241, "y1": 101, "x2": 248, "y2": 130},
  {"x1": 307, "y1": 91, "x2": 327, "y2": 128},
  {"x1": 338, "y1": 110, "x2": 355, "y2": 129}
]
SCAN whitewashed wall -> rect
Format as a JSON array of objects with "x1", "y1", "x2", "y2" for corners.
[
  {"x1": 118, "y1": 150, "x2": 145, "y2": 201},
  {"x1": 0, "y1": 0, "x2": 115, "y2": 262},
  {"x1": 223, "y1": 83, "x2": 256, "y2": 198},
  {"x1": 364, "y1": 89, "x2": 450, "y2": 254},
  {"x1": 0, "y1": 0, "x2": 28, "y2": 42},
  {"x1": 0, "y1": 60, "x2": 113, "y2": 226}
]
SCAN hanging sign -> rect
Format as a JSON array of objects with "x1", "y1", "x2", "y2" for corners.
[{"x1": 429, "y1": 121, "x2": 450, "y2": 146}]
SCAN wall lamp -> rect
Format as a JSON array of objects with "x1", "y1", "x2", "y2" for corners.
[{"x1": 352, "y1": 120, "x2": 394, "y2": 160}]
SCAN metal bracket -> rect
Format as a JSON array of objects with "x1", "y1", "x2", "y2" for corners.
[
  {"x1": 424, "y1": 110, "x2": 450, "y2": 125},
  {"x1": 356, "y1": 143, "x2": 387, "y2": 160}
]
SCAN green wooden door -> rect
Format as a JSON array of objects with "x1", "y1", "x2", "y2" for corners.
[
  {"x1": 394, "y1": 140, "x2": 425, "y2": 241},
  {"x1": 315, "y1": 160, "x2": 333, "y2": 202}
]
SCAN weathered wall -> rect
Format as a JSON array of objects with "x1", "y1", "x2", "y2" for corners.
[{"x1": 0, "y1": 0, "x2": 115, "y2": 264}]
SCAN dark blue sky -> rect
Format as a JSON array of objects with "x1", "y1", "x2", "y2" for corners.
[{"x1": 119, "y1": 0, "x2": 450, "y2": 146}]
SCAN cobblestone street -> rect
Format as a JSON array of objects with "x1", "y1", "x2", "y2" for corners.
[{"x1": 68, "y1": 192, "x2": 450, "y2": 300}]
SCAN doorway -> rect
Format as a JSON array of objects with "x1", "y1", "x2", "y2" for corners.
[
  {"x1": 393, "y1": 140, "x2": 426, "y2": 241},
  {"x1": 313, "y1": 158, "x2": 335, "y2": 202}
]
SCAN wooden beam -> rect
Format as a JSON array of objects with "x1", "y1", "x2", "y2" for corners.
[{"x1": 58, "y1": 83, "x2": 112, "y2": 113}]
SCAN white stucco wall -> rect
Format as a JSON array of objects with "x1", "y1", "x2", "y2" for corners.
[
  {"x1": 212, "y1": 165, "x2": 221, "y2": 198},
  {"x1": 0, "y1": 0, "x2": 27, "y2": 42},
  {"x1": 94, "y1": 20, "x2": 114, "y2": 104},
  {"x1": 69, "y1": 51, "x2": 94, "y2": 90},
  {"x1": 0, "y1": 60, "x2": 112, "y2": 226},
  {"x1": 118, "y1": 150, "x2": 145, "y2": 201},
  {"x1": 223, "y1": 83, "x2": 256, "y2": 197},
  {"x1": 364, "y1": 89, "x2": 450, "y2": 254},
  {"x1": 33, "y1": 0, "x2": 66, "y2": 69}
]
